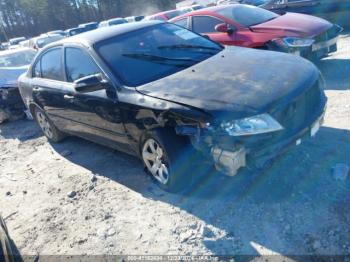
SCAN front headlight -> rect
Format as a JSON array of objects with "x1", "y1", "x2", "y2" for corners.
[
  {"x1": 281, "y1": 37, "x2": 315, "y2": 48},
  {"x1": 221, "y1": 113, "x2": 284, "y2": 136}
]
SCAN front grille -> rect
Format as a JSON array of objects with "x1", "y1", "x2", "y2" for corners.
[
  {"x1": 314, "y1": 24, "x2": 342, "y2": 43},
  {"x1": 270, "y1": 81, "x2": 322, "y2": 136}
]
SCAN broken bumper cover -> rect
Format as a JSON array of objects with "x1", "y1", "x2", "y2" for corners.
[
  {"x1": 209, "y1": 94, "x2": 327, "y2": 176},
  {"x1": 211, "y1": 113, "x2": 325, "y2": 176},
  {"x1": 0, "y1": 86, "x2": 25, "y2": 109},
  {"x1": 0, "y1": 86, "x2": 26, "y2": 122}
]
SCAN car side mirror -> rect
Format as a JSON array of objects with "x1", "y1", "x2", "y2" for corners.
[
  {"x1": 74, "y1": 74, "x2": 107, "y2": 93},
  {"x1": 215, "y1": 23, "x2": 235, "y2": 35}
]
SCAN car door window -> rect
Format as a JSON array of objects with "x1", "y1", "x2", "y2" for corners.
[
  {"x1": 65, "y1": 47, "x2": 101, "y2": 82},
  {"x1": 192, "y1": 16, "x2": 224, "y2": 34},
  {"x1": 173, "y1": 18, "x2": 189, "y2": 28},
  {"x1": 41, "y1": 48, "x2": 63, "y2": 81}
]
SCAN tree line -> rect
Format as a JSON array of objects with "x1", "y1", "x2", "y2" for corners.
[{"x1": 0, "y1": 0, "x2": 176, "y2": 42}]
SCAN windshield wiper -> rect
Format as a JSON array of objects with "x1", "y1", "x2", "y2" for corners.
[
  {"x1": 122, "y1": 53, "x2": 200, "y2": 63},
  {"x1": 158, "y1": 44, "x2": 221, "y2": 51}
]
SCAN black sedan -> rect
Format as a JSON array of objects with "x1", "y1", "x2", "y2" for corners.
[{"x1": 19, "y1": 21, "x2": 326, "y2": 192}]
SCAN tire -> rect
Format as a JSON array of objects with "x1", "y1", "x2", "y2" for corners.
[
  {"x1": 140, "y1": 129, "x2": 196, "y2": 193},
  {"x1": 34, "y1": 106, "x2": 65, "y2": 143}
]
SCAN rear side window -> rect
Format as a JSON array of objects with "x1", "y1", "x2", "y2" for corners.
[
  {"x1": 65, "y1": 47, "x2": 101, "y2": 82},
  {"x1": 173, "y1": 18, "x2": 189, "y2": 28},
  {"x1": 192, "y1": 16, "x2": 224, "y2": 34},
  {"x1": 41, "y1": 48, "x2": 63, "y2": 81},
  {"x1": 217, "y1": 5, "x2": 279, "y2": 27}
]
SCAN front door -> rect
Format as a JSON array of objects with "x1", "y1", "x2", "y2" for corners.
[{"x1": 61, "y1": 46, "x2": 130, "y2": 149}]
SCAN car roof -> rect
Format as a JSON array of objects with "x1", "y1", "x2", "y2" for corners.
[
  {"x1": 9, "y1": 37, "x2": 26, "y2": 41},
  {"x1": 50, "y1": 20, "x2": 163, "y2": 48},
  {"x1": 108, "y1": 17, "x2": 125, "y2": 22},
  {"x1": 79, "y1": 22, "x2": 98, "y2": 27}
]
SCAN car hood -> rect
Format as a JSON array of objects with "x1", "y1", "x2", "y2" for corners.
[
  {"x1": 0, "y1": 66, "x2": 29, "y2": 89},
  {"x1": 136, "y1": 47, "x2": 319, "y2": 120},
  {"x1": 250, "y1": 13, "x2": 332, "y2": 38}
]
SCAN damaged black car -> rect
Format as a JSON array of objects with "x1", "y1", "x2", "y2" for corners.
[
  {"x1": 18, "y1": 21, "x2": 327, "y2": 192},
  {"x1": 0, "y1": 48, "x2": 37, "y2": 123}
]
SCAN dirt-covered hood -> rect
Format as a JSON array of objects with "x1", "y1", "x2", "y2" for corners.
[
  {"x1": 0, "y1": 66, "x2": 29, "y2": 89},
  {"x1": 250, "y1": 12, "x2": 332, "y2": 38},
  {"x1": 136, "y1": 46, "x2": 319, "y2": 119}
]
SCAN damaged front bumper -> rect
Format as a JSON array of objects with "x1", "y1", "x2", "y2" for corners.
[
  {"x1": 184, "y1": 84, "x2": 327, "y2": 177},
  {"x1": 208, "y1": 112, "x2": 325, "y2": 176},
  {"x1": 0, "y1": 86, "x2": 26, "y2": 123}
]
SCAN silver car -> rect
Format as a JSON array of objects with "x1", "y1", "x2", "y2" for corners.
[{"x1": 0, "y1": 48, "x2": 37, "y2": 123}]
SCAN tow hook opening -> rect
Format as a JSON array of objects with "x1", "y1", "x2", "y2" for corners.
[{"x1": 211, "y1": 146, "x2": 246, "y2": 176}]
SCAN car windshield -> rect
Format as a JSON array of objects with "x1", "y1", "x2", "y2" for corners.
[
  {"x1": 217, "y1": 4, "x2": 279, "y2": 27},
  {"x1": 96, "y1": 23, "x2": 223, "y2": 87},
  {"x1": 0, "y1": 49, "x2": 36, "y2": 67}
]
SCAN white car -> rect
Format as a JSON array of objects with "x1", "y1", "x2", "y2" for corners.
[
  {"x1": 0, "y1": 48, "x2": 37, "y2": 123},
  {"x1": 178, "y1": 4, "x2": 205, "y2": 12},
  {"x1": 99, "y1": 17, "x2": 128, "y2": 27},
  {"x1": 29, "y1": 34, "x2": 65, "y2": 50}
]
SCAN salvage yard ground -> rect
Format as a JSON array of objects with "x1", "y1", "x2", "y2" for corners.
[{"x1": 0, "y1": 33, "x2": 350, "y2": 257}]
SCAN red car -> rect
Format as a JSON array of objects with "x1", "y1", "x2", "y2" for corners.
[{"x1": 170, "y1": 4, "x2": 342, "y2": 59}]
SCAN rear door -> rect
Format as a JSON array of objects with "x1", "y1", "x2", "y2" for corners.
[{"x1": 31, "y1": 46, "x2": 73, "y2": 130}]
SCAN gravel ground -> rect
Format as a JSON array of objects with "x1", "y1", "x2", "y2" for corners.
[{"x1": 1, "y1": 33, "x2": 350, "y2": 258}]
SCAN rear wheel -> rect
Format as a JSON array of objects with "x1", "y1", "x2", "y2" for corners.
[
  {"x1": 34, "y1": 107, "x2": 65, "y2": 143},
  {"x1": 141, "y1": 129, "x2": 194, "y2": 193}
]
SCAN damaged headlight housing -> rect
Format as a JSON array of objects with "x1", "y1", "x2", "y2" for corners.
[
  {"x1": 277, "y1": 37, "x2": 315, "y2": 48},
  {"x1": 221, "y1": 114, "x2": 283, "y2": 136}
]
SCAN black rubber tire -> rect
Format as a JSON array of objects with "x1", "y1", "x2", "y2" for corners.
[
  {"x1": 34, "y1": 106, "x2": 65, "y2": 143},
  {"x1": 0, "y1": 216, "x2": 14, "y2": 262},
  {"x1": 141, "y1": 128, "x2": 196, "y2": 193}
]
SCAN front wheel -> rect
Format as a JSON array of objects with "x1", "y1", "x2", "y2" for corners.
[{"x1": 141, "y1": 130, "x2": 194, "y2": 193}]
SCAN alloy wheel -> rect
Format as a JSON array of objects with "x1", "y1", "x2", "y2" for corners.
[
  {"x1": 36, "y1": 111, "x2": 53, "y2": 139},
  {"x1": 142, "y1": 138, "x2": 169, "y2": 185}
]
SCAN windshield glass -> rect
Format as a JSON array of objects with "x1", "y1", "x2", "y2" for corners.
[
  {"x1": 0, "y1": 50, "x2": 36, "y2": 67},
  {"x1": 217, "y1": 4, "x2": 279, "y2": 27},
  {"x1": 96, "y1": 23, "x2": 222, "y2": 87}
]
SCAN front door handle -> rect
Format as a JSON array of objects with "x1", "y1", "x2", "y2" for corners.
[{"x1": 63, "y1": 94, "x2": 74, "y2": 100}]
